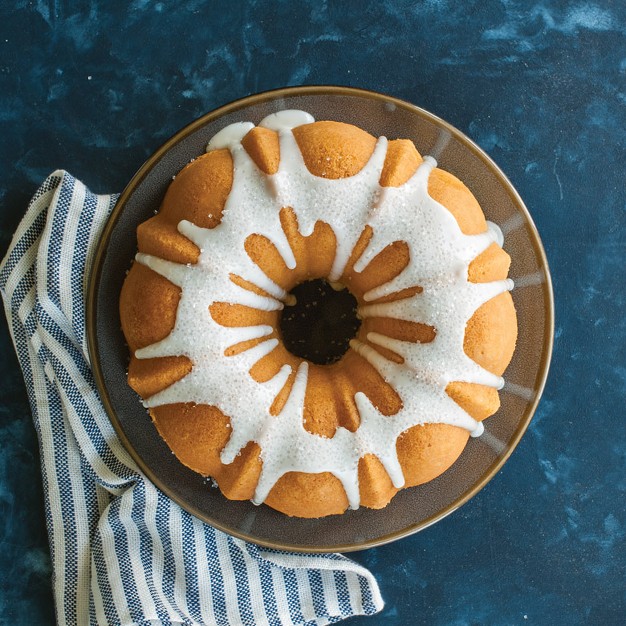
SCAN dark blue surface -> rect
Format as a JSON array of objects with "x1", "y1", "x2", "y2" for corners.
[{"x1": 1, "y1": 1, "x2": 625, "y2": 624}]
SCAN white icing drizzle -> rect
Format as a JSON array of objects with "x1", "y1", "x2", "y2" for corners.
[
  {"x1": 135, "y1": 110, "x2": 513, "y2": 509},
  {"x1": 259, "y1": 109, "x2": 315, "y2": 131},
  {"x1": 487, "y1": 220, "x2": 504, "y2": 247},
  {"x1": 207, "y1": 121, "x2": 255, "y2": 151}
]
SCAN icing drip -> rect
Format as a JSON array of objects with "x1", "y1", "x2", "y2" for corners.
[
  {"x1": 135, "y1": 110, "x2": 513, "y2": 509},
  {"x1": 487, "y1": 220, "x2": 504, "y2": 247}
]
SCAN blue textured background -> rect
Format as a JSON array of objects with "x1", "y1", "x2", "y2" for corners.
[{"x1": 1, "y1": 1, "x2": 625, "y2": 624}]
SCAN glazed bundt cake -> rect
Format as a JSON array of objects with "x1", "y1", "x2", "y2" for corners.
[{"x1": 119, "y1": 110, "x2": 517, "y2": 518}]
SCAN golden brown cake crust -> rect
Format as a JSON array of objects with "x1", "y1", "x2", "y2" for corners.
[{"x1": 119, "y1": 118, "x2": 517, "y2": 518}]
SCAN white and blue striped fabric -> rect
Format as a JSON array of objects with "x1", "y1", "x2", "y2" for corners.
[{"x1": 0, "y1": 171, "x2": 384, "y2": 626}]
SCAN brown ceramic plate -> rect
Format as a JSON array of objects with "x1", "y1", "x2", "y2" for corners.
[{"x1": 86, "y1": 86, "x2": 554, "y2": 552}]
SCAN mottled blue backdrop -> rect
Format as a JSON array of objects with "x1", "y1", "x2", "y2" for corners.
[{"x1": 1, "y1": 1, "x2": 625, "y2": 624}]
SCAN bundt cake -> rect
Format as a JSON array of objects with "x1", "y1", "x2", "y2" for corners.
[{"x1": 119, "y1": 109, "x2": 517, "y2": 518}]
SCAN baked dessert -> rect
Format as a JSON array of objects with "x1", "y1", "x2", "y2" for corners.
[{"x1": 119, "y1": 110, "x2": 517, "y2": 518}]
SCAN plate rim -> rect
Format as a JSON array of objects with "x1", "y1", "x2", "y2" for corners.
[{"x1": 85, "y1": 85, "x2": 554, "y2": 553}]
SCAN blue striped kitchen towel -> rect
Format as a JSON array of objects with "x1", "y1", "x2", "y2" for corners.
[{"x1": 0, "y1": 171, "x2": 384, "y2": 626}]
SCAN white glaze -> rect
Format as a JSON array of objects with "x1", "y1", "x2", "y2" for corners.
[
  {"x1": 135, "y1": 110, "x2": 512, "y2": 509},
  {"x1": 207, "y1": 122, "x2": 255, "y2": 151},
  {"x1": 487, "y1": 220, "x2": 504, "y2": 247}
]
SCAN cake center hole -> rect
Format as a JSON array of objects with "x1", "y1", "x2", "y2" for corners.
[{"x1": 280, "y1": 279, "x2": 361, "y2": 365}]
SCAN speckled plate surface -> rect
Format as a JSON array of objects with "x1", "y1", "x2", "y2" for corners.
[{"x1": 86, "y1": 86, "x2": 553, "y2": 553}]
